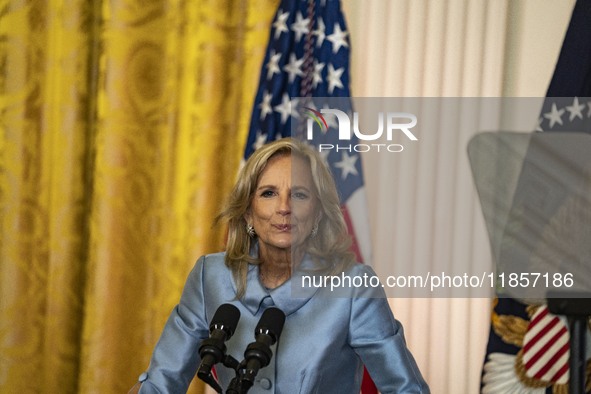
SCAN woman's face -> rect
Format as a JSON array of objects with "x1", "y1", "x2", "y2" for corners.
[{"x1": 246, "y1": 153, "x2": 320, "y2": 255}]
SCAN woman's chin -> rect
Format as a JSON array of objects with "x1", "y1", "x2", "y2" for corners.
[
  {"x1": 270, "y1": 239, "x2": 294, "y2": 250},
  {"x1": 261, "y1": 237, "x2": 306, "y2": 252}
]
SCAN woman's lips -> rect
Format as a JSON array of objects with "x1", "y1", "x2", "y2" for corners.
[{"x1": 273, "y1": 224, "x2": 292, "y2": 231}]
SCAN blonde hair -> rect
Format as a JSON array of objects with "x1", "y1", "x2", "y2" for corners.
[{"x1": 216, "y1": 138, "x2": 355, "y2": 298}]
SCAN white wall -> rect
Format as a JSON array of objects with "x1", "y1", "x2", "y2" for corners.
[{"x1": 342, "y1": 1, "x2": 574, "y2": 392}]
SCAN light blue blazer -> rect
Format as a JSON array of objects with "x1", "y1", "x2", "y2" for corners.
[{"x1": 138, "y1": 252, "x2": 429, "y2": 393}]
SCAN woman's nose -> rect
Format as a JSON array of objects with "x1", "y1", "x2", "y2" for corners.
[{"x1": 276, "y1": 193, "x2": 291, "y2": 215}]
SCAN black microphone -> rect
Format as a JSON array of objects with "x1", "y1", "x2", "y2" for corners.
[
  {"x1": 197, "y1": 304, "x2": 241, "y2": 392},
  {"x1": 241, "y1": 307, "x2": 286, "y2": 387}
]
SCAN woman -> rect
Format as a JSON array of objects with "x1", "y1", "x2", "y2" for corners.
[{"x1": 134, "y1": 138, "x2": 429, "y2": 393}]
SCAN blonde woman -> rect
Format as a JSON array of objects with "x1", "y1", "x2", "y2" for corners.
[{"x1": 134, "y1": 138, "x2": 428, "y2": 394}]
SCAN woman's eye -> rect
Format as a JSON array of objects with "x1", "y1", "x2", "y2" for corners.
[
  {"x1": 261, "y1": 190, "x2": 275, "y2": 197},
  {"x1": 292, "y1": 191, "x2": 309, "y2": 200}
]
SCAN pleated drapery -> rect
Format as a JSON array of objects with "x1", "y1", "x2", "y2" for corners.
[{"x1": 0, "y1": 1, "x2": 278, "y2": 393}]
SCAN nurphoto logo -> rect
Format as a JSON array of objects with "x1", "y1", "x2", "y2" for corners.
[{"x1": 304, "y1": 108, "x2": 418, "y2": 153}]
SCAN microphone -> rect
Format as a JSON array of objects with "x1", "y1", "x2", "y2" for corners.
[
  {"x1": 241, "y1": 307, "x2": 286, "y2": 387},
  {"x1": 197, "y1": 304, "x2": 241, "y2": 392}
]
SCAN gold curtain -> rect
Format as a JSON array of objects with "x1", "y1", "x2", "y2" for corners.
[{"x1": 0, "y1": 0, "x2": 278, "y2": 392}]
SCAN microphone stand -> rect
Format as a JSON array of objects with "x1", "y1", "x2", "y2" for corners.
[
  {"x1": 224, "y1": 339, "x2": 274, "y2": 394},
  {"x1": 205, "y1": 306, "x2": 284, "y2": 393},
  {"x1": 226, "y1": 361, "x2": 253, "y2": 394},
  {"x1": 198, "y1": 354, "x2": 242, "y2": 394},
  {"x1": 197, "y1": 304, "x2": 241, "y2": 393}
]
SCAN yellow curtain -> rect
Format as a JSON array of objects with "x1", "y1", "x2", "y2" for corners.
[{"x1": 0, "y1": 0, "x2": 278, "y2": 393}]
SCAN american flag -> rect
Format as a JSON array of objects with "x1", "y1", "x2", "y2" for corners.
[
  {"x1": 482, "y1": 1, "x2": 591, "y2": 392},
  {"x1": 244, "y1": 0, "x2": 375, "y2": 392}
]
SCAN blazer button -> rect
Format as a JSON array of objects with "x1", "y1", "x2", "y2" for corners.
[
  {"x1": 138, "y1": 372, "x2": 149, "y2": 382},
  {"x1": 259, "y1": 378, "x2": 272, "y2": 390}
]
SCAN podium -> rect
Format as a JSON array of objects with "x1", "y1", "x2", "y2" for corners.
[{"x1": 468, "y1": 132, "x2": 591, "y2": 394}]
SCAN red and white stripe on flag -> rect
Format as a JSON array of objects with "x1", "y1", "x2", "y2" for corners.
[{"x1": 522, "y1": 305, "x2": 570, "y2": 384}]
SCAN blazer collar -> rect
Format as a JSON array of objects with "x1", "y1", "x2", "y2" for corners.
[{"x1": 239, "y1": 254, "x2": 320, "y2": 317}]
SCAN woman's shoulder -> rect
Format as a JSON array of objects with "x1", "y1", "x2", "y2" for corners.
[
  {"x1": 187, "y1": 252, "x2": 237, "y2": 296},
  {"x1": 185, "y1": 251, "x2": 229, "y2": 281},
  {"x1": 199, "y1": 251, "x2": 226, "y2": 264},
  {"x1": 342, "y1": 261, "x2": 378, "y2": 276},
  {"x1": 195, "y1": 251, "x2": 229, "y2": 273},
  {"x1": 341, "y1": 263, "x2": 385, "y2": 298}
]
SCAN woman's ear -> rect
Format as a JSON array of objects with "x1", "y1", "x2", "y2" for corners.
[
  {"x1": 315, "y1": 210, "x2": 323, "y2": 225},
  {"x1": 244, "y1": 211, "x2": 252, "y2": 225}
]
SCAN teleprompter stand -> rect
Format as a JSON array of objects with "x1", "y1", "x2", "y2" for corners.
[
  {"x1": 548, "y1": 293, "x2": 591, "y2": 394},
  {"x1": 468, "y1": 132, "x2": 591, "y2": 394}
]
